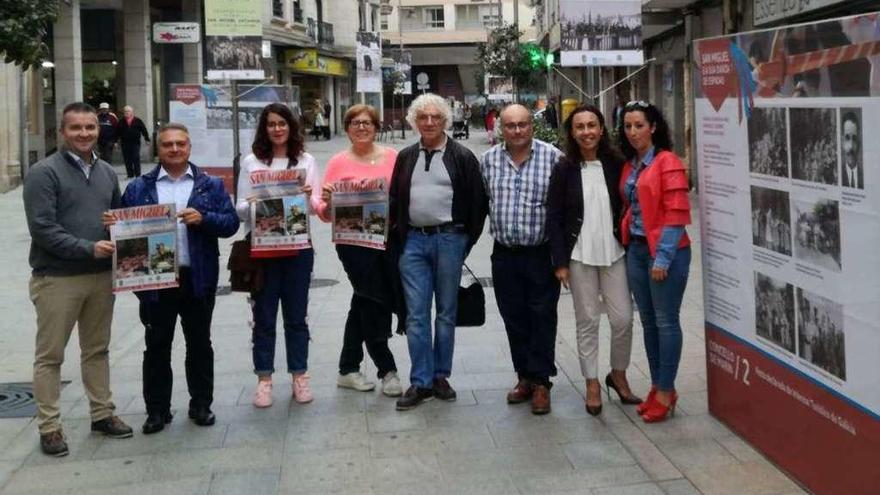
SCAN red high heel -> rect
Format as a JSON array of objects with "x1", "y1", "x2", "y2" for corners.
[
  {"x1": 641, "y1": 391, "x2": 677, "y2": 423},
  {"x1": 636, "y1": 386, "x2": 657, "y2": 415}
]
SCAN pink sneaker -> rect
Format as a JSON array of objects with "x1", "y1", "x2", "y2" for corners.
[
  {"x1": 292, "y1": 373, "x2": 313, "y2": 404},
  {"x1": 253, "y1": 380, "x2": 273, "y2": 408}
]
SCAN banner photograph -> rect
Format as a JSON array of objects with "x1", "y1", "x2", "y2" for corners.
[
  {"x1": 203, "y1": 0, "x2": 263, "y2": 80},
  {"x1": 356, "y1": 32, "x2": 382, "y2": 93},
  {"x1": 694, "y1": 13, "x2": 880, "y2": 495},
  {"x1": 559, "y1": 0, "x2": 643, "y2": 66}
]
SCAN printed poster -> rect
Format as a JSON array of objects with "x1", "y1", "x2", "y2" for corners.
[
  {"x1": 356, "y1": 32, "x2": 382, "y2": 93},
  {"x1": 110, "y1": 204, "x2": 179, "y2": 293},
  {"x1": 249, "y1": 169, "x2": 311, "y2": 252},
  {"x1": 331, "y1": 178, "x2": 388, "y2": 250},
  {"x1": 559, "y1": 0, "x2": 643, "y2": 66},
  {"x1": 204, "y1": 0, "x2": 263, "y2": 80},
  {"x1": 693, "y1": 13, "x2": 880, "y2": 495}
]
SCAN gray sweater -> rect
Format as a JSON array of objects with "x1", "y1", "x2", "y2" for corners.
[{"x1": 23, "y1": 151, "x2": 121, "y2": 276}]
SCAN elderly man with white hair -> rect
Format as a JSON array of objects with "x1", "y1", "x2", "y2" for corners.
[{"x1": 389, "y1": 93, "x2": 487, "y2": 411}]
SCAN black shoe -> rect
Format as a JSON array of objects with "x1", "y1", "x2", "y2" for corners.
[
  {"x1": 188, "y1": 406, "x2": 216, "y2": 426},
  {"x1": 432, "y1": 377, "x2": 457, "y2": 402},
  {"x1": 91, "y1": 416, "x2": 134, "y2": 438},
  {"x1": 40, "y1": 430, "x2": 69, "y2": 457},
  {"x1": 142, "y1": 411, "x2": 173, "y2": 435},
  {"x1": 395, "y1": 386, "x2": 433, "y2": 411}
]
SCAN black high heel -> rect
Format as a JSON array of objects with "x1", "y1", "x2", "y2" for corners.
[
  {"x1": 585, "y1": 380, "x2": 602, "y2": 416},
  {"x1": 605, "y1": 374, "x2": 643, "y2": 405}
]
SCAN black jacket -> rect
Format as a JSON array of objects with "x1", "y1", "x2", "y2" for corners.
[
  {"x1": 389, "y1": 136, "x2": 488, "y2": 251},
  {"x1": 117, "y1": 117, "x2": 150, "y2": 147},
  {"x1": 546, "y1": 155, "x2": 624, "y2": 269}
]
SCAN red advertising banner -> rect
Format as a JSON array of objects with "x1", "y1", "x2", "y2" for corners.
[{"x1": 694, "y1": 13, "x2": 880, "y2": 494}]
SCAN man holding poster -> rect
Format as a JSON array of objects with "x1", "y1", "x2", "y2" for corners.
[{"x1": 113, "y1": 123, "x2": 239, "y2": 434}]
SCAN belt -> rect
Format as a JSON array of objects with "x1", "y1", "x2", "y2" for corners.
[
  {"x1": 409, "y1": 223, "x2": 465, "y2": 235},
  {"x1": 494, "y1": 241, "x2": 547, "y2": 253},
  {"x1": 630, "y1": 235, "x2": 648, "y2": 244}
]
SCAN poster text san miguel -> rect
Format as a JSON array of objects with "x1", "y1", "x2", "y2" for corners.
[
  {"x1": 693, "y1": 12, "x2": 880, "y2": 495},
  {"x1": 331, "y1": 178, "x2": 389, "y2": 250},
  {"x1": 248, "y1": 168, "x2": 311, "y2": 252},
  {"x1": 110, "y1": 204, "x2": 179, "y2": 293}
]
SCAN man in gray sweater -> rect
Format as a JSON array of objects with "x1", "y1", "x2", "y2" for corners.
[{"x1": 23, "y1": 102, "x2": 133, "y2": 457}]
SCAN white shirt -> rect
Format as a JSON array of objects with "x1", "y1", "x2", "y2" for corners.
[
  {"x1": 156, "y1": 165, "x2": 195, "y2": 266},
  {"x1": 67, "y1": 151, "x2": 97, "y2": 179},
  {"x1": 571, "y1": 160, "x2": 625, "y2": 266},
  {"x1": 235, "y1": 153, "x2": 321, "y2": 235}
]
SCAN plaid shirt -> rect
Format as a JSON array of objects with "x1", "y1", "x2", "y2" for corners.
[{"x1": 480, "y1": 139, "x2": 562, "y2": 246}]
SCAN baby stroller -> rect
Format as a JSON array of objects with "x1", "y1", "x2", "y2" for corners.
[{"x1": 452, "y1": 120, "x2": 468, "y2": 139}]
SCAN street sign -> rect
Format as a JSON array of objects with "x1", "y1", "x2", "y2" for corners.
[
  {"x1": 416, "y1": 72, "x2": 429, "y2": 90},
  {"x1": 152, "y1": 22, "x2": 200, "y2": 44}
]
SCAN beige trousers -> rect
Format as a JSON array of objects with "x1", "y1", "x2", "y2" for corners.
[
  {"x1": 568, "y1": 256, "x2": 633, "y2": 379},
  {"x1": 30, "y1": 272, "x2": 116, "y2": 433}
]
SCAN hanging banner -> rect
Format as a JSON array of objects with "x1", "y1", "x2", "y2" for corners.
[
  {"x1": 485, "y1": 74, "x2": 513, "y2": 101},
  {"x1": 168, "y1": 84, "x2": 293, "y2": 185},
  {"x1": 392, "y1": 49, "x2": 412, "y2": 95},
  {"x1": 559, "y1": 0, "x2": 643, "y2": 67},
  {"x1": 204, "y1": 0, "x2": 264, "y2": 80},
  {"x1": 693, "y1": 13, "x2": 880, "y2": 495},
  {"x1": 356, "y1": 31, "x2": 382, "y2": 93}
]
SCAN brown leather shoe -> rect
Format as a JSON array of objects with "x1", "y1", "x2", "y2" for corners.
[
  {"x1": 506, "y1": 379, "x2": 533, "y2": 404},
  {"x1": 531, "y1": 384, "x2": 551, "y2": 415}
]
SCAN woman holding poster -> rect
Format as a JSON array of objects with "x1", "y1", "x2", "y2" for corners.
[
  {"x1": 618, "y1": 101, "x2": 691, "y2": 423},
  {"x1": 546, "y1": 104, "x2": 640, "y2": 417},
  {"x1": 316, "y1": 104, "x2": 404, "y2": 398},
  {"x1": 235, "y1": 103, "x2": 321, "y2": 408}
]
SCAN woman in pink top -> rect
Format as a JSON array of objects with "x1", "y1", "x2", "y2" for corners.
[{"x1": 317, "y1": 104, "x2": 403, "y2": 397}]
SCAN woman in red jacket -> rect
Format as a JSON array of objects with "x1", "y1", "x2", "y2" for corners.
[{"x1": 618, "y1": 101, "x2": 691, "y2": 423}]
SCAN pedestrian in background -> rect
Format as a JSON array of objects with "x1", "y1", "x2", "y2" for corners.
[
  {"x1": 481, "y1": 104, "x2": 561, "y2": 415},
  {"x1": 235, "y1": 103, "x2": 320, "y2": 408},
  {"x1": 97, "y1": 102, "x2": 118, "y2": 163},
  {"x1": 389, "y1": 93, "x2": 487, "y2": 411},
  {"x1": 117, "y1": 105, "x2": 150, "y2": 178},
  {"x1": 24, "y1": 102, "x2": 132, "y2": 457},
  {"x1": 618, "y1": 100, "x2": 691, "y2": 424},
  {"x1": 112, "y1": 123, "x2": 239, "y2": 434},
  {"x1": 547, "y1": 104, "x2": 640, "y2": 417},
  {"x1": 317, "y1": 104, "x2": 403, "y2": 397},
  {"x1": 544, "y1": 97, "x2": 558, "y2": 130}
]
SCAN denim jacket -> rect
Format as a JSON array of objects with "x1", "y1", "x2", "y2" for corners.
[{"x1": 121, "y1": 163, "x2": 240, "y2": 300}]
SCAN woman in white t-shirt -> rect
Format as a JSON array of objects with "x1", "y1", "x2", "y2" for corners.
[
  {"x1": 235, "y1": 103, "x2": 322, "y2": 408},
  {"x1": 546, "y1": 104, "x2": 641, "y2": 416}
]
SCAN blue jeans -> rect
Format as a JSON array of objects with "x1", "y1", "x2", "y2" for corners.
[
  {"x1": 626, "y1": 242, "x2": 690, "y2": 391},
  {"x1": 251, "y1": 249, "x2": 314, "y2": 376},
  {"x1": 399, "y1": 231, "x2": 468, "y2": 388}
]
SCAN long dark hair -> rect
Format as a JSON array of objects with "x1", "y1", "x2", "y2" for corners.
[
  {"x1": 617, "y1": 101, "x2": 672, "y2": 160},
  {"x1": 562, "y1": 104, "x2": 622, "y2": 166},
  {"x1": 252, "y1": 103, "x2": 304, "y2": 163}
]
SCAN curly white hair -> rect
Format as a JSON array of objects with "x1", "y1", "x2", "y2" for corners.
[{"x1": 405, "y1": 93, "x2": 452, "y2": 131}]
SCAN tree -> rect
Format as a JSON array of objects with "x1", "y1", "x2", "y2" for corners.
[
  {"x1": 0, "y1": 0, "x2": 60, "y2": 69},
  {"x1": 475, "y1": 23, "x2": 547, "y2": 98}
]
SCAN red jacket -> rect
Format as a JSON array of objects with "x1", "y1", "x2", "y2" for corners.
[{"x1": 619, "y1": 150, "x2": 691, "y2": 257}]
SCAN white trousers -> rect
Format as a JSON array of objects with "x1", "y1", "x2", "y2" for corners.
[{"x1": 568, "y1": 256, "x2": 633, "y2": 379}]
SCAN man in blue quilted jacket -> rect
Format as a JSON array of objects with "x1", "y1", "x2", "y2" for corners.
[{"x1": 109, "y1": 123, "x2": 239, "y2": 434}]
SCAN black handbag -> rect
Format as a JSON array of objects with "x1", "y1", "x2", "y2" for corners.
[
  {"x1": 227, "y1": 238, "x2": 264, "y2": 293},
  {"x1": 456, "y1": 264, "x2": 485, "y2": 327}
]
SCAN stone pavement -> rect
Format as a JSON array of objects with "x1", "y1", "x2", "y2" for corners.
[{"x1": 0, "y1": 134, "x2": 805, "y2": 494}]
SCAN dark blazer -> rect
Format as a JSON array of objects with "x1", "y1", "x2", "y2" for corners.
[
  {"x1": 117, "y1": 117, "x2": 150, "y2": 147},
  {"x1": 121, "y1": 163, "x2": 240, "y2": 300},
  {"x1": 546, "y1": 154, "x2": 624, "y2": 269},
  {"x1": 389, "y1": 136, "x2": 488, "y2": 251},
  {"x1": 841, "y1": 163, "x2": 863, "y2": 189}
]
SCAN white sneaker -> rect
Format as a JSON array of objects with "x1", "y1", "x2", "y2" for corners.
[
  {"x1": 337, "y1": 372, "x2": 376, "y2": 391},
  {"x1": 382, "y1": 371, "x2": 403, "y2": 397}
]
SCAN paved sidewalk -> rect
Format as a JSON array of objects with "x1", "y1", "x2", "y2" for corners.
[{"x1": 0, "y1": 134, "x2": 804, "y2": 494}]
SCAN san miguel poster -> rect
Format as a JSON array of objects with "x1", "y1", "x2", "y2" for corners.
[
  {"x1": 693, "y1": 13, "x2": 880, "y2": 494},
  {"x1": 248, "y1": 169, "x2": 311, "y2": 252},
  {"x1": 110, "y1": 204, "x2": 179, "y2": 293},
  {"x1": 331, "y1": 178, "x2": 389, "y2": 250}
]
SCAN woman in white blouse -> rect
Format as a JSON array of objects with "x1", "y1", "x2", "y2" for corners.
[
  {"x1": 235, "y1": 103, "x2": 322, "y2": 408},
  {"x1": 546, "y1": 104, "x2": 642, "y2": 415}
]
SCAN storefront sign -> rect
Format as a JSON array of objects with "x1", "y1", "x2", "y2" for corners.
[
  {"x1": 693, "y1": 12, "x2": 880, "y2": 495},
  {"x1": 204, "y1": 0, "x2": 263, "y2": 80},
  {"x1": 754, "y1": 0, "x2": 848, "y2": 26},
  {"x1": 152, "y1": 22, "x2": 200, "y2": 44},
  {"x1": 559, "y1": 0, "x2": 643, "y2": 67},
  {"x1": 284, "y1": 49, "x2": 350, "y2": 77}
]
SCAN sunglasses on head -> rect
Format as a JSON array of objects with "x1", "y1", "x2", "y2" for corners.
[{"x1": 625, "y1": 100, "x2": 650, "y2": 109}]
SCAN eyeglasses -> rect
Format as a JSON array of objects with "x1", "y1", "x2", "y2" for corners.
[
  {"x1": 416, "y1": 113, "x2": 444, "y2": 123},
  {"x1": 503, "y1": 122, "x2": 531, "y2": 131},
  {"x1": 266, "y1": 121, "x2": 288, "y2": 129},
  {"x1": 625, "y1": 100, "x2": 650, "y2": 109},
  {"x1": 349, "y1": 120, "x2": 376, "y2": 129}
]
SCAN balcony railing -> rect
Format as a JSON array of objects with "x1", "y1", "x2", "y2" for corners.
[{"x1": 307, "y1": 18, "x2": 335, "y2": 45}]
